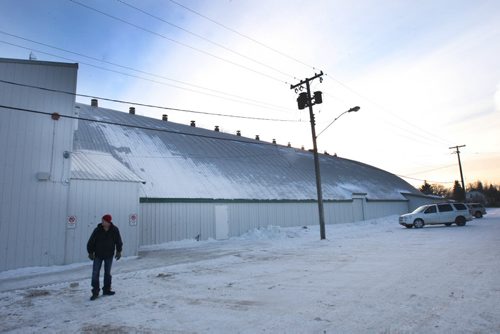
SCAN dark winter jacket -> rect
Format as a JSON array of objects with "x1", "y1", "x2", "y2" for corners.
[{"x1": 87, "y1": 223, "x2": 123, "y2": 258}]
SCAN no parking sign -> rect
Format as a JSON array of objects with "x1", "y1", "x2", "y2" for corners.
[
  {"x1": 67, "y1": 215, "x2": 77, "y2": 229},
  {"x1": 129, "y1": 213, "x2": 138, "y2": 226}
]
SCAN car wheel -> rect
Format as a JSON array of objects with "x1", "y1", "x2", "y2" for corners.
[
  {"x1": 456, "y1": 216, "x2": 466, "y2": 226},
  {"x1": 445, "y1": 223, "x2": 452, "y2": 226},
  {"x1": 474, "y1": 211, "x2": 483, "y2": 218},
  {"x1": 413, "y1": 219, "x2": 424, "y2": 228}
]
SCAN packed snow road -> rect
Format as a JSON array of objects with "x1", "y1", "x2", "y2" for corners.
[{"x1": 1, "y1": 209, "x2": 499, "y2": 333}]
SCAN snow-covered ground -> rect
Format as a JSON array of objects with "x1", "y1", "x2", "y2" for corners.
[{"x1": 1, "y1": 209, "x2": 499, "y2": 333}]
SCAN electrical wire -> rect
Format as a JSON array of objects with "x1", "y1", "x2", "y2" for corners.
[
  {"x1": 69, "y1": 0, "x2": 288, "y2": 84},
  {"x1": 82, "y1": 0, "x2": 455, "y2": 149},
  {"x1": 3, "y1": 8, "x2": 452, "y2": 150},
  {"x1": 0, "y1": 79, "x2": 303, "y2": 123},
  {"x1": 0, "y1": 103, "x2": 485, "y2": 185},
  {"x1": 322, "y1": 74, "x2": 452, "y2": 147},
  {"x1": 396, "y1": 174, "x2": 456, "y2": 184},
  {"x1": 116, "y1": 0, "x2": 297, "y2": 81},
  {"x1": 403, "y1": 164, "x2": 456, "y2": 177},
  {"x1": 0, "y1": 40, "x2": 301, "y2": 118},
  {"x1": 163, "y1": 1, "x2": 455, "y2": 148},
  {"x1": 0, "y1": 30, "x2": 293, "y2": 113},
  {"x1": 166, "y1": 0, "x2": 319, "y2": 71},
  {"x1": 0, "y1": 103, "x2": 287, "y2": 147},
  {"x1": 1, "y1": 3, "x2": 464, "y2": 154}
]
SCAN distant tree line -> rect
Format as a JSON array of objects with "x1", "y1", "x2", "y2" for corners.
[{"x1": 419, "y1": 180, "x2": 500, "y2": 207}]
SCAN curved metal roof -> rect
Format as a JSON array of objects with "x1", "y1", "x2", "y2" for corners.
[{"x1": 73, "y1": 103, "x2": 420, "y2": 200}]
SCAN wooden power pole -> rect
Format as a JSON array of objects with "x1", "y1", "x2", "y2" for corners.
[{"x1": 449, "y1": 145, "x2": 466, "y2": 201}]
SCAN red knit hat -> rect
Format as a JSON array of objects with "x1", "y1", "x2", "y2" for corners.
[{"x1": 102, "y1": 214, "x2": 112, "y2": 223}]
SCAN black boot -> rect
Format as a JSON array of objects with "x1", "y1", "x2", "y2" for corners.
[
  {"x1": 90, "y1": 289, "x2": 99, "y2": 301},
  {"x1": 102, "y1": 289, "x2": 115, "y2": 296}
]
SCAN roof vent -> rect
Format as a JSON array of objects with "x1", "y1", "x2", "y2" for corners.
[
  {"x1": 214, "y1": 126, "x2": 219, "y2": 132},
  {"x1": 287, "y1": 142, "x2": 291, "y2": 147},
  {"x1": 129, "y1": 107, "x2": 135, "y2": 115},
  {"x1": 255, "y1": 135, "x2": 260, "y2": 141},
  {"x1": 236, "y1": 130, "x2": 241, "y2": 136},
  {"x1": 272, "y1": 139, "x2": 276, "y2": 144},
  {"x1": 190, "y1": 120, "x2": 196, "y2": 127},
  {"x1": 91, "y1": 99, "x2": 98, "y2": 107},
  {"x1": 301, "y1": 146, "x2": 305, "y2": 150},
  {"x1": 162, "y1": 114, "x2": 168, "y2": 121}
]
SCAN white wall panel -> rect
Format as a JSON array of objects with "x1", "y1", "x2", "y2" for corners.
[
  {"x1": 0, "y1": 59, "x2": 78, "y2": 271},
  {"x1": 139, "y1": 200, "x2": 409, "y2": 247},
  {"x1": 140, "y1": 202, "x2": 214, "y2": 246},
  {"x1": 365, "y1": 201, "x2": 408, "y2": 220}
]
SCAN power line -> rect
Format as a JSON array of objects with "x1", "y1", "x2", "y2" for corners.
[
  {"x1": 0, "y1": 103, "x2": 291, "y2": 147},
  {"x1": 0, "y1": 39, "x2": 300, "y2": 117},
  {"x1": 396, "y1": 174, "x2": 455, "y2": 184},
  {"x1": 322, "y1": 75, "x2": 452, "y2": 147},
  {"x1": 116, "y1": 0, "x2": 297, "y2": 81},
  {"x1": 0, "y1": 103, "x2": 480, "y2": 186},
  {"x1": 108, "y1": 0, "x2": 454, "y2": 149},
  {"x1": 69, "y1": 0, "x2": 288, "y2": 84},
  {"x1": 166, "y1": 0, "x2": 319, "y2": 71},
  {"x1": 0, "y1": 79, "x2": 303, "y2": 123},
  {"x1": 402, "y1": 164, "x2": 456, "y2": 177},
  {"x1": 2, "y1": 11, "x2": 450, "y2": 150},
  {"x1": 1, "y1": 37, "x2": 449, "y2": 152},
  {"x1": 2, "y1": 2, "x2": 457, "y2": 154},
  {"x1": 0, "y1": 30, "x2": 292, "y2": 113},
  {"x1": 165, "y1": 0, "x2": 452, "y2": 150},
  {"x1": 2, "y1": 38, "x2": 451, "y2": 162}
]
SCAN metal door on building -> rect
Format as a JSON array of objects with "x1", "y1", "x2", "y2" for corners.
[{"x1": 352, "y1": 196, "x2": 366, "y2": 222}]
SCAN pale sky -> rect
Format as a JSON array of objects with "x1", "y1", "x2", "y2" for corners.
[{"x1": 1, "y1": 0, "x2": 499, "y2": 189}]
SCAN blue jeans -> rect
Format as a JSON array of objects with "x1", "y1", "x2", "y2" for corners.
[{"x1": 91, "y1": 257, "x2": 113, "y2": 293}]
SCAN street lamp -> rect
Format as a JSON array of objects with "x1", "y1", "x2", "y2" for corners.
[{"x1": 316, "y1": 106, "x2": 360, "y2": 138}]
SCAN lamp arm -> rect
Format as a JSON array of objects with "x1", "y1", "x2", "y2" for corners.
[{"x1": 316, "y1": 110, "x2": 348, "y2": 138}]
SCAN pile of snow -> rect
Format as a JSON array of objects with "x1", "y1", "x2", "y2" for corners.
[{"x1": 1, "y1": 210, "x2": 499, "y2": 333}]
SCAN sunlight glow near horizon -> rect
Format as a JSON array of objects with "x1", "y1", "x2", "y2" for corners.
[{"x1": 1, "y1": 0, "x2": 499, "y2": 188}]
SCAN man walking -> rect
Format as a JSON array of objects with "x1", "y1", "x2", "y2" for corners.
[{"x1": 87, "y1": 214, "x2": 123, "y2": 301}]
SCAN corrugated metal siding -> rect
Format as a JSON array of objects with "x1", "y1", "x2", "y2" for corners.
[
  {"x1": 403, "y1": 193, "x2": 443, "y2": 212},
  {"x1": 139, "y1": 199, "x2": 408, "y2": 246},
  {"x1": 66, "y1": 180, "x2": 140, "y2": 263},
  {"x1": 140, "y1": 202, "x2": 214, "y2": 245},
  {"x1": 365, "y1": 201, "x2": 408, "y2": 220},
  {"x1": 325, "y1": 202, "x2": 356, "y2": 224},
  {"x1": 230, "y1": 202, "x2": 318, "y2": 236},
  {"x1": 0, "y1": 58, "x2": 78, "y2": 271}
]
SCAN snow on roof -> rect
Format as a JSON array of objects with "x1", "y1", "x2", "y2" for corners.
[
  {"x1": 71, "y1": 150, "x2": 143, "y2": 183},
  {"x1": 73, "y1": 103, "x2": 420, "y2": 200}
]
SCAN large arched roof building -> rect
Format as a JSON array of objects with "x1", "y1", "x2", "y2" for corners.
[
  {"x1": 73, "y1": 103, "x2": 420, "y2": 201},
  {"x1": 1, "y1": 57, "x2": 432, "y2": 271}
]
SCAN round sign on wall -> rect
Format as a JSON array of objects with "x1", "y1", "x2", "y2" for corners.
[
  {"x1": 67, "y1": 215, "x2": 77, "y2": 229},
  {"x1": 129, "y1": 213, "x2": 138, "y2": 226}
]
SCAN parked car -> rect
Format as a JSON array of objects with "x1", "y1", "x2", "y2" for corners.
[
  {"x1": 467, "y1": 203, "x2": 487, "y2": 218},
  {"x1": 399, "y1": 203, "x2": 473, "y2": 228}
]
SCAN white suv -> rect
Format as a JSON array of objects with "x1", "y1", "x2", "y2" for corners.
[{"x1": 399, "y1": 203, "x2": 473, "y2": 228}]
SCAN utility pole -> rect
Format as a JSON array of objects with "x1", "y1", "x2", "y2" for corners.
[
  {"x1": 290, "y1": 71, "x2": 326, "y2": 239},
  {"x1": 449, "y1": 145, "x2": 466, "y2": 201}
]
